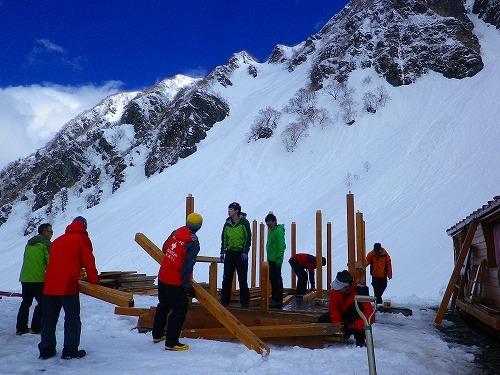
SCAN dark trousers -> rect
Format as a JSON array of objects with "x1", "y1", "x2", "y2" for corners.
[
  {"x1": 289, "y1": 258, "x2": 308, "y2": 295},
  {"x1": 16, "y1": 282, "x2": 44, "y2": 332},
  {"x1": 269, "y1": 261, "x2": 283, "y2": 304},
  {"x1": 371, "y1": 277, "x2": 388, "y2": 304},
  {"x1": 38, "y1": 294, "x2": 81, "y2": 357},
  {"x1": 152, "y1": 281, "x2": 188, "y2": 347},
  {"x1": 221, "y1": 250, "x2": 249, "y2": 306}
]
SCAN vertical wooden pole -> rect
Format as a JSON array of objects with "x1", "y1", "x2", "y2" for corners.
[
  {"x1": 260, "y1": 262, "x2": 269, "y2": 313},
  {"x1": 186, "y1": 194, "x2": 194, "y2": 217},
  {"x1": 327, "y1": 221, "x2": 332, "y2": 290},
  {"x1": 259, "y1": 222, "x2": 265, "y2": 272},
  {"x1": 346, "y1": 192, "x2": 356, "y2": 275},
  {"x1": 356, "y1": 211, "x2": 366, "y2": 284},
  {"x1": 291, "y1": 222, "x2": 297, "y2": 289},
  {"x1": 435, "y1": 220, "x2": 478, "y2": 324},
  {"x1": 251, "y1": 220, "x2": 257, "y2": 288},
  {"x1": 315, "y1": 210, "x2": 323, "y2": 299},
  {"x1": 209, "y1": 262, "x2": 218, "y2": 297}
]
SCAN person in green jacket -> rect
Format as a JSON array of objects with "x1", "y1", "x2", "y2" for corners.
[
  {"x1": 220, "y1": 202, "x2": 251, "y2": 307},
  {"x1": 265, "y1": 213, "x2": 286, "y2": 309},
  {"x1": 16, "y1": 223, "x2": 53, "y2": 335}
]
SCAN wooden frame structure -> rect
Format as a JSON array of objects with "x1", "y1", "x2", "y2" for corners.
[
  {"x1": 106, "y1": 193, "x2": 370, "y2": 351},
  {"x1": 436, "y1": 196, "x2": 500, "y2": 330}
]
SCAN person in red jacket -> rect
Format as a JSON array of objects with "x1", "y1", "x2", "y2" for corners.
[
  {"x1": 38, "y1": 216, "x2": 98, "y2": 360},
  {"x1": 288, "y1": 253, "x2": 326, "y2": 297},
  {"x1": 318, "y1": 270, "x2": 375, "y2": 347},
  {"x1": 365, "y1": 242, "x2": 392, "y2": 304},
  {"x1": 152, "y1": 213, "x2": 202, "y2": 351}
]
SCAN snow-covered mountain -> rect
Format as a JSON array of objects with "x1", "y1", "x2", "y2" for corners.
[{"x1": 0, "y1": 0, "x2": 498, "y2": 301}]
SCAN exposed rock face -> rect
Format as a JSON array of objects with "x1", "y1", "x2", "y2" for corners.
[
  {"x1": 0, "y1": 76, "x2": 230, "y2": 230},
  {"x1": 277, "y1": 0, "x2": 484, "y2": 87},
  {"x1": 0, "y1": 0, "x2": 490, "y2": 230},
  {"x1": 144, "y1": 90, "x2": 230, "y2": 177},
  {"x1": 473, "y1": 0, "x2": 500, "y2": 28}
]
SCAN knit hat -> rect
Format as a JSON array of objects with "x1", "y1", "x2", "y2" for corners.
[
  {"x1": 73, "y1": 216, "x2": 87, "y2": 229},
  {"x1": 228, "y1": 202, "x2": 241, "y2": 212},
  {"x1": 264, "y1": 213, "x2": 277, "y2": 222},
  {"x1": 331, "y1": 270, "x2": 353, "y2": 290},
  {"x1": 186, "y1": 212, "x2": 203, "y2": 232},
  {"x1": 374, "y1": 243, "x2": 382, "y2": 251}
]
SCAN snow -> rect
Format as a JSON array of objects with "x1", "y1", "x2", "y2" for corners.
[
  {"x1": 0, "y1": 11, "x2": 498, "y2": 375},
  {"x1": 0, "y1": 295, "x2": 480, "y2": 374}
]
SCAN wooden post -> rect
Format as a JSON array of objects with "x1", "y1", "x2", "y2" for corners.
[
  {"x1": 356, "y1": 211, "x2": 366, "y2": 284},
  {"x1": 186, "y1": 194, "x2": 194, "y2": 217},
  {"x1": 260, "y1": 262, "x2": 270, "y2": 313},
  {"x1": 435, "y1": 220, "x2": 478, "y2": 325},
  {"x1": 135, "y1": 232, "x2": 270, "y2": 355},
  {"x1": 346, "y1": 192, "x2": 356, "y2": 275},
  {"x1": 291, "y1": 222, "x2": 297, "y2": 288},
  {"x1": 327, "y1": 221, "x2": 332, "y2": 290},
  {"x1": 209, "y1": 262, "x2": 218, "y2": 297},
  {"x1": 259, "y1": 222, "x2": 265, "y2": 286},
  {"x1": 315, "y1": 210, "x2": 323, "y2": 299},
  {"x1": 251, "y1": 220, "x2": 257, "y2": 288}
]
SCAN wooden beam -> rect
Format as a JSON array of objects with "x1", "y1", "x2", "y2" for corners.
[
  {"x1": 251, "y1": 220, "x2": 258, "y2": 287},
  {"x1": 181, "y1": 323, "x2": 339, "y2": 339},
  {"x1": 291, "y1": 222, "x2": 296, "y2": 288},
  {"x1": 327, "y1": 221, "x2": 332, "y2": 290},
  {"x1": 135, "y1": 232, "x2": 270, "y2": 355},
  {"x1": 260, "y1": 262, "x2": 270, "y2": 313},
  {"x1": 209, "y1": 262, "x2": 218, "y2": 297},
  {"x1": 114, "y1": 306, "x2": 150, "y2": 316},
  {"x1": 135, "y1": 233, "x2": 163, "y2": 264},
  {"x1": 78, "y1": 281, "x2": 134, "y2": 307},
  {"x1": 196, "y1": 256, "x2": 221, "y2": 263},
  {"x1": 315, "y1": 210, "x2": 323, "y2": 299},
  {"x1": 435, "y1": 220, "x2": 478, "y2": 324},
  {"x1": 346, "y1": 192, "x2": 356, "y2": 275},
  {"x1": 191, "y1": 281, "x2": 270, "y2": 355}
]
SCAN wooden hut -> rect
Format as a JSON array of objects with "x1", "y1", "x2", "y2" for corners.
[{"x1": 443, "y1": 196, "x2": 500, "y2": 330}]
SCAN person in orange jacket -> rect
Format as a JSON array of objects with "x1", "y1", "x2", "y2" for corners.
[
  {"x1": 365, "y1": 242, "x2": 392, "y2": 304},
  {"x1": 318, "y1": 270, "x2": 374, "y2": 347},
  {"x1": 38, "y1": 216, "x2": 99, "y2": 360}
]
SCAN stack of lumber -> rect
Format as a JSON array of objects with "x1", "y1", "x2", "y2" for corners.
[{"x1": 98, "y1": 271, "x2": 157, "y2": 293}]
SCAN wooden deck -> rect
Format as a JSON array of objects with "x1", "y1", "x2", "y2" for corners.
[{"x1": 455, "y1": 300, "x2": 500, "y2": 330}]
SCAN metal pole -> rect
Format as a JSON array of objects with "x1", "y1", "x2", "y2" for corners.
[{"x1": 354, "y1": 295, "x2": 378, "y2": 375}]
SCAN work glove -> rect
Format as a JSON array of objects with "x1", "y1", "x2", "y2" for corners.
[
  {"x1": 220, "y1": 253, "x2": 225, "y2": 263},
  {"x1": 308, "y1": 287, "x2": 316, "y2": 293},
  {"x1": 184, "y1": 285, "x2": 196, "y2": 298},
  {"x1": 241, "y1": 253, "x2": 248, "y2": 262}
]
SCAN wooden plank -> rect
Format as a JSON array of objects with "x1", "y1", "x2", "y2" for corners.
[
  {"x1": 114, "y1": 306, "x2": 150, "y2": 316},
  {"x1": 456, "y1": 299, "x2": 500, "y2": 330},
  {"x1": 78, "y1": 281, "x2": 134, "y2": 307},
  {"x1": 435, "y1": 220, "x2": 478, "y2": 324},
  {"x1": 196, "y1": 256, "x2": 221, "y2": 263},
  {"x1": 181, "y1": 323, "x2": 339, "y2": 339},
  {"x1": 191, "y1": 281, "x2": 270, "y2": 355},
  {"x1": 135, "y1": 233, "x2": 164, "y2": 264},
  {"x1": 260, "y1": 262, "x2": 269, "y2": 313},
  {"x1": 135, "y1": 232, "x2": 270, "y2": 356}
]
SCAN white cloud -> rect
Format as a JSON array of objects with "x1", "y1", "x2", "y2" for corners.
[{"x1": 0, "y1": 82, "x2": 122, "y2": 169}]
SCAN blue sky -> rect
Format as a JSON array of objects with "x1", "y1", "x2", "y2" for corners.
[
  {"x1": 0, "y1": 1, "x2": 350, "y2": 168},
  {"x1": 1, "y1": 1, "x2": 349, "y2": 90}
]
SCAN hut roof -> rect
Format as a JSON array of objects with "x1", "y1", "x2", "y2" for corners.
[{"x1": 446, "y1": 196, "x2": 500, "y2": 236}]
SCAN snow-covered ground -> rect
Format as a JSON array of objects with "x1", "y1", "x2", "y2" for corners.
[
  {"x1": 0, "y1": 10, "x2": 498, "y2": 375},
  {"x1": 0, "y1": 294, "x2": 480, "y2": 375}
]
